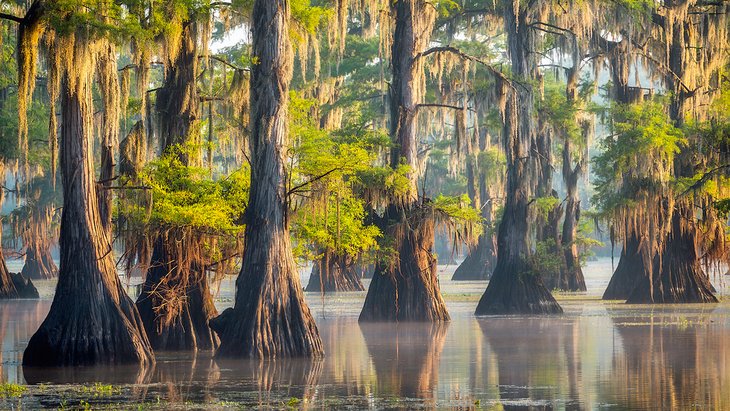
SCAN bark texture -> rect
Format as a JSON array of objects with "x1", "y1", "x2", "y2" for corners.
[
  {"x1": 0, "y1": 245, "x2": 38, "y2": 299},
  {"x1": 359, "y1": 0, "x2": 449, "y2": 322},
  {"x1": 21, "y1": 241, "x2": 58, "y2": 280},
  {"x1": 211, "y1": 0, "x2": 323, "y2": 358},
  {"x1": 23, "y1": 37, "x2": 154, "y2": 366},
  {"x1": 475, "y1": 6, "x2": 562, "y2": 315},
  {"x1": 135, "y1": 18, "x2": 220, "y2": 351},
  {"x1": 136, "y1": 231, "x2": 219, "y2": 351},
  {"x1": 305, "y1": 251, "x2": 365, "y2": 292}
]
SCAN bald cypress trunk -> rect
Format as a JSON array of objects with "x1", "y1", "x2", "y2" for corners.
[
  {"x1": 453, "y1": 134, "x2": 496, "y2": 281},
  {"x1": 305, "y1": 251, "x2": 365, "y2": 292},
  {"x1": 0, "y1": 225, "x2": 38, "y2": 299},
  {"x1": 628, "y1": 14, "x2": 717, "y2": 304},
  {"x1": 23, "y1": 39, "x2": 154, "y2": 366},
  {"x1": 475, "y1": 6, "x2": 562, "y2": 315},
  {"x1": 21, "y1": 240, "x2": 58, "y2": 280},
  {"x1": 601, "y1": 38, "x2": 651, "y2": 300},
  {"x1": 548, "y1": 44, "x2": 586, "y2": 292},
  {"x1": 359, "y1": 0, "x2": 449, "y2": 322},
  {"x1": 558, "y1": 137, "x2": 586, "y2": 292},
  {"x1": 211, "y1": 0, "x2": 323, "y2": 358},
  {"x1": 135, "y1": 20, "x2": 220, "y2": 350}
]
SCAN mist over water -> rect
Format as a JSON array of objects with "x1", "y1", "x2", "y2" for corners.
[{"x1": 2, "y1": 258, "x2": 730, "y2": 409}]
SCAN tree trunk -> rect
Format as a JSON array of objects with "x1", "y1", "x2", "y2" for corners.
[
  {"x1": 305, "y1": 251, "x2": 365, "y2": 292},
  {"x1": 453, "y1": 146, "x2": 495, "y2": 281},
  {"x1": 603, "y1": 222, "x2": 652, "y2": 300},
  {"x1": 21, "y1": 240, "x2": 58, "y2": 280},
  {"x1": 210, "y1": 0, "x2": 323, "y2": 358},
  {"x1": 97, "y1": 40, "x2": 119, "y2": 234},
  {"x1": 157, "y1": 20, "x2": 200, "y2": 162},
  {"x1": 0, "y1": 226, "x2": 38, "y2": 299},
  {"x1": 359, "y1": 0, "x2": 449, "y2": 322},
  {"x1": 601, "y1": 40, "x2": 649, "y2": 300},
  {"x1": 23, "y1": 39, "x2": 154, "y2": 366},
  {"x1": 136, "y1": 231, "x2": 219, "y2": 351},
  {"x1": 452, "y1": 234, "x2": 495, "y2": 281},
  {"x1": 135, "y1": 19, "x2": 220, "y2": 351},
  {"x1": 628, "y1": 11, "x2": 718, "y2": 304},
  {"x1": 627, "y1": 199, "x2": 717, "y2": 303},
  {"x1": 475, "y1": 7, "x2": 562, "y2": 315}
]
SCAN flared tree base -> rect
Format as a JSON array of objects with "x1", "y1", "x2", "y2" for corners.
[
  {"x1": 627, "y1": 208, "x2": 717, "y2": 304},
  {"x1": 137, "y1": 279, "x2": 219, "y2": 351},
  {"x1": 23, "y1": 281, "x2": 154, "y2": 367},
  {"x1": 21, "y1": 248, "x2": 58, "y2": 280},
  {"x1": 359, "y1": 206, "x2": 450, "y2": 322},
  {"x1": 0, "y1": 272, "x2": 39, "y2": 299},
  {"x1": 211, "y1": 228, "x2": 323, "y2": 358},
  {"x1": 602, "y1": 236, "x2": 650, "y2": 300},
  {"x1": 475, "y1": 260, "x2": 563, "y2": 315},
  {"x1": 305, "y1": 256, "x2": 365, "y2": 293},
  {"x1": 452, "y1": 237, "x2": 495, "y2": 281}
]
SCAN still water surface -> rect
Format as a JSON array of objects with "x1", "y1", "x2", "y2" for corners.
[{"x1": 2, "y1": 258, "x2": 730, "y2": 409}]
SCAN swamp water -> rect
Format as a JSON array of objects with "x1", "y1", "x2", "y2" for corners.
[{"x1": 2, "y1": 258, "x2": 730, "y2": 409}]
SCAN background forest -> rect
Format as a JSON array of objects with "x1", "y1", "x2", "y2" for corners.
[{"x1": 0, "y1": 0, "x2": 729, "y2": 399}]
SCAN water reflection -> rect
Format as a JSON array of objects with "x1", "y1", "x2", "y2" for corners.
[
  {"x1": 359, "y1": 322, "x2": 448, "y2": 403},
  {"x1": 2, "y1": 263, "x2": 730, "y2": 408},
  {"x1": 478, "y1": 317, "x2": 584, "y2": 410},
  {"x1": 604, "y1": 307, "x2": 730, "y2": 410}
]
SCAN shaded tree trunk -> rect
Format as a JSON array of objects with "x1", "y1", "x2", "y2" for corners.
[
  {"x1": 305, "y1": 251, "x2": 364, "y2": 292},
  {"x1": 210, "y1": 0, "x2": 323, "y2": 358},
  {"x1": 453, "y1": 142, "x2": 496, "y2": 281},
  {"x1": 601, "y1": 37, "x2": 650, "y2": 300},
  {"x1": 21, "y1": 240, "x2": 57, "y2": 280},
  {"x1": 359, "y1": 0, "x2": 449, "y2": 322},
  {"x1": 627, "y1": 199, "x2": 717, "y2": 303},
  {"x1": 475, "y1": 6, "x2": 562, "y2": 315},
  {"x1": 0, "y1": 226, "x2": 38, "y2": 299},
  {"x1": 551, "y1": 43, "x2": 586, "y2": 292},
  {"x1": 136, "y1": 231, "x2": 219, "y2": 350},
  {"x1": 629, "y1": 12, "x2": 718, "y2": 304},
  {"x1": 135, "y1": 19, "x2": 220, "y2": 351},
  {"x1": 23, "y1": 37, "x2": 154, "y2": 366}
]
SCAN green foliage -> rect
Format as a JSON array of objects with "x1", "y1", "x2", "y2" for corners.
[
  {"x1": 529, "y1": 239, "x2": 563, "y2": 276},
  {"x1": 593, "y1": 99, "x2": 685, "y2": 212},
  {"x1": 477, "y1": 148, "x2": 506, "y2": 185},
  {"x1": 432, "y1": 194, "x2": 484, "y2": 243},
  {"x1": 533, "y1": 196, "x2": 560, "y2": 219},
  {"x1": 133, "y1": 147, "x2": 249, "y2": 232},
  {"x1": 288, "y1": 92, "x2": 382, "y2": 261},
  {"x1": 0, "y1": 94, "x2": 51, "y2": 166},
  {"x1": 293, "y1": 188, "x2": 381, "y2": 260},
  {"x1": 0, "y1": 383, "x2": 26, "y2": 398}
]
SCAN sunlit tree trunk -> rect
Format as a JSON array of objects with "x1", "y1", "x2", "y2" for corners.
[
  {"x1": 359, "y1": 0, "x2": 450, "y2": 322},
  {"x1": 23, "y1": 35, "x2": 154, "y2": 366},
  {"x1": 210, "y1": 0, "x2": 323, "y2": 357}
]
